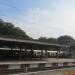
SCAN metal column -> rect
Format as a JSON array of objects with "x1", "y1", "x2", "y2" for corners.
[
  {"x1": 30, "y1": 47, "x2": 34, "y2": 59},
  {"x1": 40, "y1": 49, "x2": 43, "y2": 60},
  {"x1": 19, "y1": 48, "x2": 22, "y2": 60}
]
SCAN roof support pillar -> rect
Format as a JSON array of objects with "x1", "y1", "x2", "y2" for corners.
[
  {"x1": 30, "y1": 47, "x2": 34, "y2": 59},
  {"x1": 24, "y1": 48, "x2": 27, "y2": 59},
  {"x1": 40, "y1": 49, "x2": 43, "y2": 60},
  {"x1": 56, "y1": 47, "x2": 60, "y2": 63},
  {"x1": 11, "y1": 47, "x2": 13, "y2": 52},
  {"x1": 10, "y1": 47, "x2": 13, "y2": 59},
  {"x1": 19, "y1": 47, "x2": 22, "y2": 60},
  {"x1": 45, "y1": 49, "x2": 48, "y2": 58}
]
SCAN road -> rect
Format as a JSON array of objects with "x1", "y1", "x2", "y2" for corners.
[{"x1": 10, "y1": 68, "x2": 75, "y2": 75}]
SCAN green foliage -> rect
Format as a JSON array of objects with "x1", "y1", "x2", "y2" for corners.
[
  {"x1": 38, "y1": 37, "x2": 47, "y2": 42},
  {"x1": 57, "y1": 35, "x2": 74, "y2": 45},
  {"x1": 38, "y1": 37, "x2": 57, "y2": 44},
  {"x1": 38, "y1": 35, "x2": 74, "y2": 45},
  {"x1": 0, "y1": 19, "x2": 74, "y2": 45},
  {"x1": 0, "y1": 19, "x2": 31, "y2": 39},
  {"x1": 47, "y1": 38, "x2": 57, "y2": 43}
]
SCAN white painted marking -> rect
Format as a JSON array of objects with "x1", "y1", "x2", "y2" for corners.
[
  {"x1": 30, "y1": 64, "x2": 38, "y2": 68},
  {"x1": 8, "y1": 64, "x2": 20, "y2": 69},
  {"x1": 68, "y1": 63, "x2": 74, "y2": 66},
  {"x1": 58, "y1": 63, "x2": 63, "y2": 66},
  {"x1": 45, "y1": 63, "x2": 52, "y2": 67}
]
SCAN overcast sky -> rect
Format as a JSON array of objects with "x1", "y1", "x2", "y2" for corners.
[{"x1": 0, "y1": 0, "x2": 75, "y2": 39}]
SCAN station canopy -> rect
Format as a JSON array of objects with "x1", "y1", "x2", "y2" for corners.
[{"x1": 0, "y1": 35, "x2": 69, "y2": 50}]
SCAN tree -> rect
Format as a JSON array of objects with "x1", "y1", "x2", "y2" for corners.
[
  {"x1": 57, "y1": 35, "x2": 74, "y2": 45},
  {"x1": 47, "y1": 38, "x2": 57, "y2": 44},
  {"x1": 38, "y1": 37, "x2": 47, "y2": 42},
  {"x1": 57, "y1": 35, "x2": 74, "y2": 56},
  {"x1": 38, "y1": 37, "x2": 57, "y2": 44},
  {"x1": 0, "y1": 19, "x2": 32, "y2": 39}
]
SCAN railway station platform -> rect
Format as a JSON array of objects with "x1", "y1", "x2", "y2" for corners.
[
  {"x1": 0, "y1": 58, "x2": 75, "y2": 74},
  {"x1": 0, "y1": 58, "x2": 75, "y2": 64},
  {"x1": 0, "y1": 35, "x2": 73, "y2": 74}
]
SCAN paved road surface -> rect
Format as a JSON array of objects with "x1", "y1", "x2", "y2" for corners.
[
  {"x1": 9, "y1": 71, "x2": 63, "y2": 75},
  {"x1": 10, "y1": 68, "x2": 75, "y2": 75}
]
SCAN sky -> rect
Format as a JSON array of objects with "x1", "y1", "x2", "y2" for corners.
[{"x1": 0, "y1": 0, "x2": 75, "y2": 39}]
